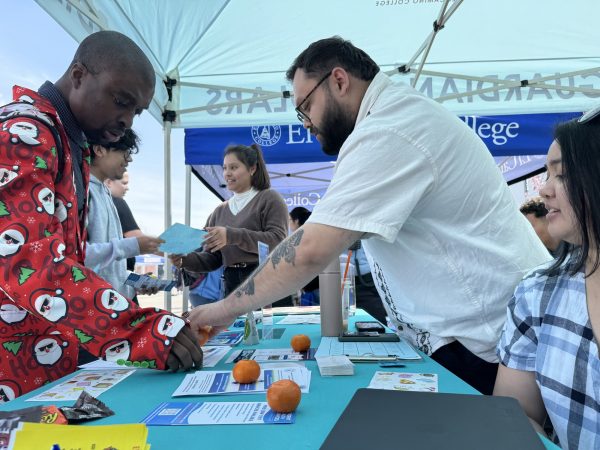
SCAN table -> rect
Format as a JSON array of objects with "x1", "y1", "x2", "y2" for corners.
[{"x1": 0, "y1": 312, "x2": 559, "y2": 449}]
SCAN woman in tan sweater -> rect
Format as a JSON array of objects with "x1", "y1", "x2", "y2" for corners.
[{"x1": 171, "y1": 144, "x2": 288, "y2": 297}]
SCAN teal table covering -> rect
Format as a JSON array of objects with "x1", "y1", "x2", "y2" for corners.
[{"x1": 0, "y1": 311, "x2": 559, "y2": 450}]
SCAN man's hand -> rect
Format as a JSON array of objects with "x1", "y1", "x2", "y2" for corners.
[
  {"x1": 187, "y1": 301, "x2": 237, "y2": 341},
  {"x1": 137, "y1": 286, "x2": 159, "y2": 295},
  {"x1": 165, "y1": 326, "x2": 203, "y2": 372},
  {"x1": 203, "y1": 226, "x2": 227, "y2": 253},
  {"x1": 137, "y1": 235, "x2": 165, "y2": 254}
]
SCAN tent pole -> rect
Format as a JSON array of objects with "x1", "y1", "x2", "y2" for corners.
[
  {"x1": 182, "y1": 164, "x2": 192, "y2": 314},
  {"x1": 412, "y1": 0, "x2": 452, "y2": 88},
  {"x1": 163, "y1": 121, "x2": 172, "y2": 312}
]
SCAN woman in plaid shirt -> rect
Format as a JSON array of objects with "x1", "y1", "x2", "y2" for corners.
[{"x1": 495, "y1": 110, "x2": 600, "y2": 450}]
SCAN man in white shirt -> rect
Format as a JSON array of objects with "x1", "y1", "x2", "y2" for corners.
[{"x1": 189, "y1": 37, "x2": 550, "y2": 394}]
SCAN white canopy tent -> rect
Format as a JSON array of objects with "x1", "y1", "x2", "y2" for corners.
[{"x1": 36, "y1": 0, "x2": 600, "y2": 310}]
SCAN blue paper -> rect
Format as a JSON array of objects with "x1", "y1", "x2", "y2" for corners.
[
  {"x1": 142, "y1": 401, "x2": 295, "y2": 426},
  {"x1": 158, "y1": 223, "x2": 207, "y2": 255}
]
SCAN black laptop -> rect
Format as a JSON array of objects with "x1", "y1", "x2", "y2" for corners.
[{"x1": 321, "y1": 389, "x2": 546, "y2": 450}]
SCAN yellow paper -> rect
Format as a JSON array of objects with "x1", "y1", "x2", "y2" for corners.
[{"x1": 11, "y1": 422, "x2": 149, "y2": 450}]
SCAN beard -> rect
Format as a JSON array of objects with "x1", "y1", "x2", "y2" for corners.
[{"x1": 314, "y1": 93, "x2": 355, "y2": 156}]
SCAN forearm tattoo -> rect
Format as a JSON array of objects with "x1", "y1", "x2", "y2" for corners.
[
  {"x1": 234, "y1": 278, "x2": 255, "y2": 297},
  {"x1": 271, "y1": 230, "x2": 304, "y2": 269},
  {"x1": 233, "y1": 230, "x2": 304, "y2": 298}
]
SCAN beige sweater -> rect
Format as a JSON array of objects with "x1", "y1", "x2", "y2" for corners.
[{"x1": 183, "y1": 189, "x2": 288, "y2": 272}]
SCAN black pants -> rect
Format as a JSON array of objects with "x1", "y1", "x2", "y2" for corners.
[
  {"x1": 355, "y1": 273, "x2": 387, "y2": 323},
  {"x1": 223, "y1": 265, "x2": 257, "y2": 297},
  {"x1": 223, "y1": 265, "x2": 293, "y2": 306},
  {"x1": 431, "y1": 340, "x2": 498, "y2": 395}
]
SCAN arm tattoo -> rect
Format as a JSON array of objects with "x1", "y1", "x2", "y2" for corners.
[
  {"x1": 233, "y1": 230, "x2": 304, "y2": 298},
  {"x1": 234, "y1": 278, "x2": 255, "y2": 297},
  {"x1": 233, "y1": 256, "x2": 270, "y2": 298},
  {"x1": 271, "y1": 229, "x2": 304, "y2": 269}
]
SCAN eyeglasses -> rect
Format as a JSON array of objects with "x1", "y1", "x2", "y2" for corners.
[
  {"x1": 118, "y1": 148, "x2": 134, "y2": 159},
  {"x1": 295, "y1": 70, "x2": 332, "y2": 124},
  {"x1": 578, "y1": 104, "x2": 600, "y2": 123}
]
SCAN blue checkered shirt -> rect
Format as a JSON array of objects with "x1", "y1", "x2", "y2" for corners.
[{"x1": 498, "y1": 257, "x2": 600, "y2": 450}]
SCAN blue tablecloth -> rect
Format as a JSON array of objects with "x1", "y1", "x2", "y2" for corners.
[{"x1": 0, "y1": 312, "x2": 559, "y2": 449}]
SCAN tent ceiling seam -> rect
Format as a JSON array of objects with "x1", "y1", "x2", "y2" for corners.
[
  {"x1": 174, "y1": 0, "x2": 232, "y2": 70},
  {"x1": 112, "y1": 1, "x2": 167, "y2": 75}
]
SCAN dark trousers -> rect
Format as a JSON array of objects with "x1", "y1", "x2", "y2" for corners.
[
  {"x1": 355, "y1": 273, "x2": 387, "y2": 323},
  {"x1": 223, "y1": 265, "x2": 293, "y2": 306},
  {"x1": 223, "y1": 265, "x2": 257, "y2": 297},
  {"x1": 431, "y1": 340, "x2": 498, "y2": 395}
]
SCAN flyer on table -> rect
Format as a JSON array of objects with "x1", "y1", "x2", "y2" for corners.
[
  {"x1": 143, "y1": 401, "x2": 295, "y2": 426},
  {"x1": 172, "y1": 367, "x2": 310, "y2": 397}
]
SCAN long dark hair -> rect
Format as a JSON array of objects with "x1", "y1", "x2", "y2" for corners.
[
  {"x1": 544, "y1": 117, "x2": 600, "y2": 277},
  {"x1": 223, "y1": 144, "x2": 270, "y2": 190}
]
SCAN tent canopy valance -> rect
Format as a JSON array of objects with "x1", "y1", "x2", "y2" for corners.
[{"x1": 36, "y1": 0, "x2": 600, "y2": 130}]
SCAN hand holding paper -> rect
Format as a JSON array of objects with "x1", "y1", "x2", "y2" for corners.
[{"x1": 159, "y1": 223, "x2": 207, "y2": 255}]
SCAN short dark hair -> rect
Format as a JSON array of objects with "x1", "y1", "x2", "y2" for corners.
[
  {"x1": 71, "y1": 30, "x2": 155, "y2": 86},
  {"x1": 545, "y1": 116, "x2": 600, "y2": 276},
  {"x1": 224, "y1": 144, "x2": 270, "y2": 190},
  {"x1": 89, "y1": 129, "x2": 140, "y2": 162},
  {"x1": 289, "y1": 207, "x2": 311, "y2": 226},
  {"x1": 520, "y1": 197, "x2": 548, "y2": 218},
  {"x1": 286, "y1": 36, "x2": 379, "y2": 82}
]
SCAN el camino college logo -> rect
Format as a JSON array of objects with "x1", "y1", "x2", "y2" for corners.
[{"x1": 251, "y1": 125, "x2": 282, "y2": 147}]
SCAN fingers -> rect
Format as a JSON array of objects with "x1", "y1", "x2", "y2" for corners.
[
  {"x1": 180, "y1": 326, "x2": 204, "y2": 367},
  {"x1": 207, "y1": 324, "x2": 228, "y2": 338},
  {"x1": 166, "y1": 331, "x2": 203, "y2": 372},
  {"x1": 170, "y1": 255, "x2": 184, "y2": 268},
  {"x1": 165, "y1": 352, "x2": 180, "y2": 372}
]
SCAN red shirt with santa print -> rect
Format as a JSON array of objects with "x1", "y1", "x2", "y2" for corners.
[{"x1": 0, "y1": 86, "x2": 184, "y2": 401}]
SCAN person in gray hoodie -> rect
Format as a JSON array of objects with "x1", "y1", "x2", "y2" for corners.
[{"x1": 85, "y1": 129, "x2": 163, "y2": 298}]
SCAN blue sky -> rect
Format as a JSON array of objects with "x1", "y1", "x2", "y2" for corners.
[{"x1": 0, "y1": 0, "x2": 221, "y2": 236}]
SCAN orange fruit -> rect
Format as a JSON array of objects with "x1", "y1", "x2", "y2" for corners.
[
  {"x1": 290, "y1": 334, "x2": 311, "y2": 352},
  {"x1": 196, "y1": 326, "x2": 212, "y2": 346},
  {"x1": 232, "y1": 360, "x2": 261, "y2": 384},
  {"x1": 267, "y1": 379, "x2": 301, "y2": 413}
]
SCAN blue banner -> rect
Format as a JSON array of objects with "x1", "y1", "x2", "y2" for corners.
[{"x1": 185, "y1": 112, "x2": 580, "y2": 164}]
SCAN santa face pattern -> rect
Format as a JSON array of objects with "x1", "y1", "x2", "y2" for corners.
[
  {"x1": 102, "y1": 339, "x2": 131, "y2": 362},
  {"x1": 0, "y1": 381, "x2": 20, "y2": 403},
  {"x1": 0, "y1": 303, "x2": 27, "y2": 324},
  {"x1": 0, "y1": 224, "x2": 28, "y2": 257},
  {"x1": 33, "y1": 336, "x2": 67, "y2": 366},
  {"x1": 31, "y1": 288, "x2": 67, "y2": 323},
  {"x1": 0, "y1": 86, "x2": 179, "y2": 400},
  {"x1": 0, "y1": 164, "x2": 19, "y2": 188}
]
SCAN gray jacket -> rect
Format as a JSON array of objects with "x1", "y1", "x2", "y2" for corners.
[{"x1": 85, "y1": 175, "x2": 139, "y2": 298}]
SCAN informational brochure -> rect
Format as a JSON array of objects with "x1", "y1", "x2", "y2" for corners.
[
  {"x1": 142, "y1": 401, "x2": 295, "y2": 426},
  {"x1": 172, "y1": 367, "x2": 311, "y2": 397},
  {"x1": 26, "y1": 369, "x2": 135, "y2": 401},
  {"x1": 367, "y1": 371, "x2": 438, "y2": 392},
  {"x1": 277, "y1": 315, "x2": 321, "y2": 325},
  {"x1": 125, "y1": 273, "x2": 177, "y2": 291},
  {"x1": 202, "y1": 346, "x2": 231, "y2": 368},
  {"x1": 315, "y1": 337, "x2": 422, "y2": 361},
  {"x1": 226, "y1": 348, "x2": 316, "y2": 363},
  {"x1": 158, "y1": 223, "x2": 207, "y2": 255},
  {"x1": 206, "y1": 331, "x2": 243, "y2": 346}
]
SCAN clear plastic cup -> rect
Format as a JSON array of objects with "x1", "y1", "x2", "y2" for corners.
[{"x1": 340, "y1": 261, "x2": 356, "y2": 321}]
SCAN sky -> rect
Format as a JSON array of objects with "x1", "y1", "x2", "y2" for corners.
[{"x1": 0, "y1": 0, "x2": 221, "y2": 237}]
